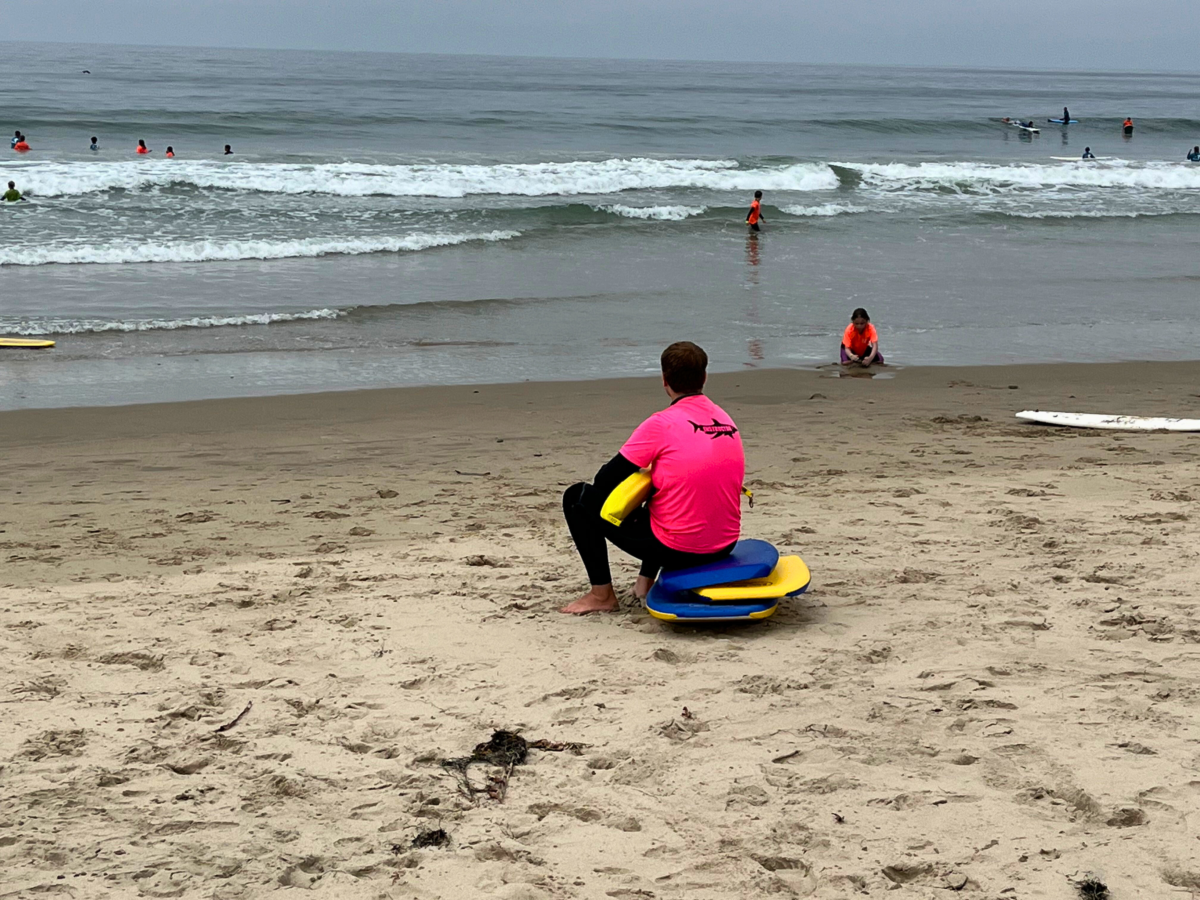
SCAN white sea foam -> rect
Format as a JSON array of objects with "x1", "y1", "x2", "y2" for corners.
[
  {"x1": 779, "y1": 203, "x2": 866, "y2": 217},
  {"x1": 0, "y1": 230, "x2": 519, "y2": 267},
  {"x1": 10, "y1": 158, "x2": 838, "y2": 198},
  {"x1": 844, "y1": 160, "x2": 1200, "y2": 192},
  {"x1": 600, "y1": 204, "x2": 707, "y2": 220},
  {"x1": 0, "y1": 309, "x2": 345, "y2": 336},
  {"x1": 990, "y1": 208, "x2": 1192, "y2": 219}
]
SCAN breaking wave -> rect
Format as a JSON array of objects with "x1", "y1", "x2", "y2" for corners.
[
  {"x1": 780, "y1": 203, "x2": 866, "y2": 217},
  {"x1": 598, "y1": 204, "x2": 707, "y2": 220},
  {"x1": 0, "y1": 230, "x2": 520, "y2": 267},
  {"x1": 841, "y1": 160, "x2": 1200, "y2": 193},
  {"x1": 0, "y1": 308, "x2": 344, "y2": 335},
  {"x1": 10, "y1": 158, "x2": 839, "y2": 199}
]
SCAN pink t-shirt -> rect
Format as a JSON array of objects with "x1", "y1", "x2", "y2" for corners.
[{"x1": 619, "y1": 394, "x2": 744, "y2": 553}]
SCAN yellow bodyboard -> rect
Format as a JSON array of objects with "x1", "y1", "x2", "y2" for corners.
[
  {"x1": 600, "y1": 470, "x2": 652, "y2": 526},
  {"x1": 694, "y1": 555, "x2": 811, "y2": 601},
  {"x1": 646, "y1": 602, "x2": 779, "y2": 622},
  {"x1": 0, "y1": 338, "x2": 55, "y2": 349}
]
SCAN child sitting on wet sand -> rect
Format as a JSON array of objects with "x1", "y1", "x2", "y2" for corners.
[{"x1": 840, "y1": 307, "x2": 883, "y2": 367}]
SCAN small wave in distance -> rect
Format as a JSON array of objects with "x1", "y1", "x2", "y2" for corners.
[
  {"x1": 0, "y1": 231, "x2": 520, "y2": 267},
  {"x1": 0, "y1": 308, "x2": 344, "y2": 336}
]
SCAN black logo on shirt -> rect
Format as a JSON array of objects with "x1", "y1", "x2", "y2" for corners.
[{"x1": 689, "y1": 418, "x2": 739, "y2": 439}]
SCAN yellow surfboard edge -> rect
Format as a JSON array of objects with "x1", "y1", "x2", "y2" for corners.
[
  {"x1": 695, "y1": 556, "x2": 811, "y2": 601},
  {"x1": 646, "y1": 602, "x2": 779, "y2": 623},
  {"x1": 0, "y1": 338, "x2": 55, "y2": 349}
]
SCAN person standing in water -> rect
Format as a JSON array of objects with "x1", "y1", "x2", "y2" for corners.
[
  {"x1": 223, "y1": 144, "x2": 233, "y2": 155},
  {"x1": 1082, "y1": 147, "x2": 1095, "y2": 159},
  {"x1": 841, "y1": 308, "x2": 883, "y2": 367},
  {"x1": 1187, "y1": 146, "x2": 1200, "y2": 162},
  {"x1": 165, "y1": 146, "x2": 175, "y2": 158},
  {"x1": 4, "y1": 181, "x2": 24, "y2": 202},
  {"x1": 746, "y1": 191, "x2": 764, "y2": 232},
  {"x1": 90, "y1": 136, "x2": 99, "y2": 151},
  {"x1": 1123, "y1": 118, "x2": 1134, "y2": 135},
  {"x1": 11, "y1": 131, "x2": 21, "y2": 149},
  {"x1": 136, "y1": 139, "x2": 150, "y2": 154}
]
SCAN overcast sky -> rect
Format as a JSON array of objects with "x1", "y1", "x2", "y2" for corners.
[{"x1": 3, "y1": 0, "x2": 1197, "y2": 71}]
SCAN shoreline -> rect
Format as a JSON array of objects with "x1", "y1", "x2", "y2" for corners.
[
  {"x1": 3, "y1": 359, "x2": 1200, "y2": 897},
  {"x1": 5, "y1": 359, "x2": 1200, "y2": 438}
]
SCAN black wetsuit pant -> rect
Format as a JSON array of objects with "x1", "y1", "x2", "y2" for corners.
[{"x1": 562, "y1": 482, "x2": 735, "y2": 586}]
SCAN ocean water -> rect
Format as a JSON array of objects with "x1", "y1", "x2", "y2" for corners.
[{"x1": 2, "y1": 42, "x2": 1200, "y2": 409}]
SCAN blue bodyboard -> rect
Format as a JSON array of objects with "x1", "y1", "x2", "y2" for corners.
[
  {"x1": 656, "y1": 539, "x2": 778, "y2": 592},
  {"x1": 645, "y1": 582, "x2": 778, "y2": 621}
]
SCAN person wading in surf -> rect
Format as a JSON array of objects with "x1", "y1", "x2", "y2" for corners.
[{"x1": 746, "y1": 191, "x2": 765, "y2": 232}]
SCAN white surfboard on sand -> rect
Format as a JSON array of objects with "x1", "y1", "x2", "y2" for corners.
[{"x1": 1016, "y1": 410, "x2": 1200, "y2": 431}]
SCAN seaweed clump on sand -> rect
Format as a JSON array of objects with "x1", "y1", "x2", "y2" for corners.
[
  {"x1": 1073, "y1": 875, "x2": 1109, "y2": 899},
  {"x1": 411, "y1": 828, "x2": 450, "y2": 849},
  {"x1": 441, "y1": 730, "x2": 585, "y2": 802}
]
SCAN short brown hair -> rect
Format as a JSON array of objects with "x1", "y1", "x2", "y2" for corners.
[{"x1": 661, "y1": 341, "x2": 708, "y2": 394}]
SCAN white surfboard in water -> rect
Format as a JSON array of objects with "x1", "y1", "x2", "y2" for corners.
[{"x1": 1016, "y1": 410, "x2": 1200, "y2": 431}]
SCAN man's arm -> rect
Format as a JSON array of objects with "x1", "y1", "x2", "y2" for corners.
[{"x1": 593, "y1": 453, "x2": 641, "y2": 498}]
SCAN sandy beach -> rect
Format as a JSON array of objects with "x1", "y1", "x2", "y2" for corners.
[{"x1": 3, "y1": 361, "x2": 1200, "y2": 899}]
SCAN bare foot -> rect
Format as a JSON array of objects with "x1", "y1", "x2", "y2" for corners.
[
  {"x1": 633, "y1": 575, "x2": 655, "y2": 600},
  {"x1": 560, "y1": 585, "x2": 619, "y2": 615}
]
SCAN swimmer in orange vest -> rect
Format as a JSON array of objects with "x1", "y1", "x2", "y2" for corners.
[
  {"x1": 136, "y1": 139, "x2": 151, "y2": 154},
  {"x1": 12, "y1": 131, "x2": 29, "y2": 152},
  {"x1": 745, "y1": 191, "x2": 764, "y2": 232},
  {"x1": 1123, "y1": 118, "x2": 1134, "y2": 135},
  {"x1": 165, "y1": 146, "x2": 175, "y2": 158}
]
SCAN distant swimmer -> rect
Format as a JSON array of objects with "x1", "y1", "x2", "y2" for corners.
[
  {"x1": 223, "y1": 144, "x2": 233, "y2": 155},
  {"x1": 745, "y1": 190, "x2": 764, "y2": 232},
  {"x1": 841, "y1": 307, "x2": 883, "y2": 367},
  {"x1": 1188, "y1": 146, "x2": 1200, "y2": 162},
  {"x1": 81, "y1": 69, "x2": 90, "y2": 74},
  {"x1": 11, "y1": 131, "x2": 20, "y2": 148},
  {"x1": 165, "y1": 146, "x2": 175, "y2": 158},
  {"x1": 90, "y1": 136, "x2": 98, "y2": 151},
  {"x1": 1123, "y1": 118, "x2": 1134, "y2": 135},
  {"x1": 12, "y1": 133, "x2": 30, "y2": 152},
  {"x1": 1082, "y1": 147, "x2": 1095, "y2": 159},
  {"x1": 136, "y1": 139, "x2": 151, "y2": 154},
  {"x1": 4, "y1": 181, "x2": 24, "y2": 202}
]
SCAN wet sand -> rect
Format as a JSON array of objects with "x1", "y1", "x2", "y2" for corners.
[{"x1": 3, "y1": 362, "x2": 1200, "y2": 899}]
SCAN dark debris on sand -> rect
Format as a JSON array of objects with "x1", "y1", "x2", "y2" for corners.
[
  {"x1": 410, "y1": 828, "x2": 450, "y2": 849},
  {"x1": 440, "y1": 730, "x2": 587, "y2": 802},
  {"x1": 1073, "y1": 875, "x2": 1110, "y2": 899}
]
